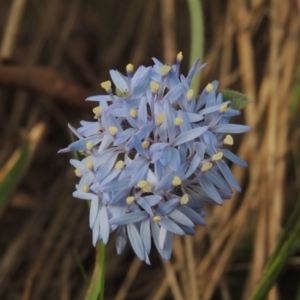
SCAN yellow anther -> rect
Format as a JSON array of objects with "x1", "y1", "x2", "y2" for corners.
[
  {"x1": 223, "y1": 134, "x2": 233, "y2": 145},
  {"x1": 100, "y1": 80, "x2": 112, "y2": 92},
  {"x1": 130, "y1": 109, "x2": 137, "y2": 118},
  {"x1": 82, "y1": 185, "x2": 90, "y2": 193},
  {"x1": 172, "y1": 176, "x2": 182, "y2": 187},
  {"x1": 75, "y1": 168, "x2": 82, "y2": 177},
  {"x1": 219, "y1": 104, "x2": 228, "y2": 113},
  {"x1": 180, "y1": 194, "x2": 189, "y2": 205},
  {"x1": 86, "y1": 140, "x2": 93, "y2": 150},
  {"x1": 108, "y1": 126, "x2": 118, "y2": 136},
  {"x1": 137, "y1": 180, "x2": 152, "y2": 192},
  {"x1": 115, "y1": 160, "x2": 124, "y2": 169},
  {"x1": 201, "y1": 162, "x2": 213, "y2": 172},
  {"x1": 174, "y1": 117, "x2": 183, "y2": 126},
  {"x1": 161, "y1": 65, "x2": 171, "y2": 76},
  {"x1": 142, "y1": 141, "x2": 150, "y2": 148},
  {"x1": 92, "y1": 106, "x2": 102, "y2": 117},
  {"x1": 150, "y1": 81, "x2": 160, "y2": 93},
  {"x1": 186, "y1": 89, "x2": 194, "y2": 101},
  {"x1": 85, "y1": 161, "x2": 93, "y2": 170},
  {"x1": 177, "y1": 51, "x2": 183, "y2": 62},
  {"x1": 153, "y1": 216, "x2": 161, "y2": 223},
  {"x1": 126, "y1": 196, "x2": 135, "y2": 205},
  {"x1": 126, "y1": 63, "x2": 134, "y2": 73},
  {"x1": 205, "y1": 83, "x2": 214, "y2": 93},
  {"x1": 212, "y1": 152, "x2": 223, "y2": 161},
  {"x1": 156, "y1": 113, "x2": 165, "y2": 125}
]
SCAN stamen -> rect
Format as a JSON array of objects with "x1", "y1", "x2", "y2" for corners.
[
  {"x1": 212, "y1": 152, "x2": 223, "y2": 161},
  {"x1": 92, "y1": 106, "x2": 102, "y2": 117},
  {"x1": 86, "y1": 140, "x2": 93, "y2": 150},
  {"x1": 172, "y1": 176, "x2": 182, "y2": 186},
  {"x1": 137, "y1": 180, "x2": 152, "y2": 192},
  {"x1": 115, "y1": 161, "x2": 124, "y2": 169},
  {"x1": 85, "y1": 161, "x2": 93, "y2": 170},
  {"x1": 180, "y1": 194, "x2": 189, "y2": 205},
  {"x1": 150, "y1": 81, "x2": 160, "y2": 94},
  {"x1": 130, "y1": 109, "x2": 137, "y2": 118},
  {"x1": 205, "y1": 83, "x2": 214, "y2": 93},
  {"x1": 186, "y1": 89, "x2": 194, "y2": 101},
  {"x1": 177, "y1": 51, "x2": 183, "y2": 62},
  {"x1": 153, "y1": 216, "x2": 161, "y2": 223},
  {"x1": 108, "y1": 126, "x2": 118, "y2": 136},
  {"x1": 126, "y1": 64, "x2": 134, "y2": 73},
  {"x1": 219, "y1": 104, "x2": 228, "y2": 113},
  {"x1": 82, "y1": 185, "x2": 90, "y2": 193},
  {"x1": 161, "y1": 65, "x2": 171, "y2": 77},
  {"x1": 75, "y1": 168, "x2": 82, "y2": 177},
  {"x1": 142, "y1": 141, "x2": 150, "y2": 148},
  {"x1": 126, "y1": 196, "x2": 135, "y2": 205},
  {"x1": 174, "y1": 117, "x2": 183, "y2": 126},
  {"x1": 100, "y1": 80, "x2": 112, "y2": 92},
  {"x1": 201, "y1": 162, "x2": 213, "y2": 172},
  {"x1": 223, "y1": 134, "x2": 234, "y2": 145},
  {"x1": 156, "y1": 113, "x2": 165, "y2": 125}
]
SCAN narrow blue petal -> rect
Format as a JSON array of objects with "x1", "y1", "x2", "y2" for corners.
[
  {"x1": 138, "y1": 96, "x2": 147, "y2": 125},
  {"x1": 137, "y1": 197, "x2": 153, "y2": 216},
  {"x1": 173, "y1": 126, "x2": 208, "y2": 146},
  {"x1": 89, "y1": 196, "x2": 99, "y2": 228},
  {"x1": 92, "y1": 213, "x2": 101, "y2": 246},
  {"x1": 156, "y1": 198, "x2": 180, "y2": 215},
  {"x1": 159, "y1": 226, "x2": 167, "y2": 249},
  {"x1": 127, "y1": 223, "x2": 145, "y2": 261},
  {"x1": 178, "y1": 224, "x2": 196, "y2": 235},
  {"x1": 162, "y1": 231, "x2": 173, "y2": 260},
  {"x1": 72, "y1": 190, "x2": 93, "y2": 200},
  {"x1": 169, "y1": 209, "x2": 194, "y2": 227},
  {"x1": 183, "y1": 154, "x2": 201, "y2": 179},
  {"x1": 102, "y1": 180, "x2": 130, "y2": 192},
  {"x1": 182, "y1": 111, "x2": 204, "y2": 122},
  {"x1": 198, "y1": 174, "x2": 223, "y2": 205},
  {"x1": 110, "y1": 211, "x2": 148, "y2": 225},
  {"x1": 216, "y1": 160, "x2": 241, "y2": 191},
  {"x1": 211, "y1": 124, "x2": 251, "y2": 133},
  {"x1": 158, "y1": 217, "x2": 185, "y2": 235},
  {"x1": 116, "y1": 226, "x2": 127, "y2": 254},
  {"x1": 140, "y1": 219, "x2": 151, "y2": 253},
  {"x1": 129, "y1": 161, "x2": 149, "y2": 187},
  {"x1": 154, "y1": 171, "x2": 175, "y2": 192},
  {"x1": 150, "y1": 221, "x2": 165, "y2": 258},
  {"x1": 109, "y1": 70, "x2": 128, "y2": 92},
  {"x1": 100, "y1": 206, "x2": 110, "y2": 243},
  {"x1": 179, "y1": 206, "x2": 206, "y2": 226},
  {"x1": 205, "y1": 168, "x2": 232, "y2": 194},
  {"x1": 86, "y1": 95, "x2": 111, "y2": 101},
  {"x1": 221, "y1": 149, "x2": 248, "y2": 167},
  {"x1": 69, "y1": 136, "x2": 102, "y2": 151},
  {"x1": 144, "y1": 195, "x2": 162, "y2": 206}
]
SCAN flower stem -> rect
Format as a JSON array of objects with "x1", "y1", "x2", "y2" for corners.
[{"x1": 98, "y1": 241, "x2": 106, "y2": 300}]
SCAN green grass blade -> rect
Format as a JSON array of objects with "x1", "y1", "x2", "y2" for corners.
[
  {"x1": 249, "y1": 197, "x2": 300, "y2": 300},
  {"x1": 187, "y1": 0, "x2": 204, "y2": 93},
  {"x1": 0, "y1": 123, "x2": 45, "y2": 209}
]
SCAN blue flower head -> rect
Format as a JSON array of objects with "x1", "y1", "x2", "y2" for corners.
[{"x1": 59, "y1": 52, "x2": 250, "y2": 264}]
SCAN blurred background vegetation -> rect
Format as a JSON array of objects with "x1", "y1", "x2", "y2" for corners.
[{"x1": 0, "y1": 0, "x2": 300, "y2": 299}]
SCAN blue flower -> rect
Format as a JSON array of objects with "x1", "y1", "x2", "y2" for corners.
[{"x1": 59, "y1": 52, "x2": 250, "y2": 264}]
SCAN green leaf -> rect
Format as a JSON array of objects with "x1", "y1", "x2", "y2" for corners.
[{"x1": 220, "y1": 89, "x2": 252, "y2": 110}]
